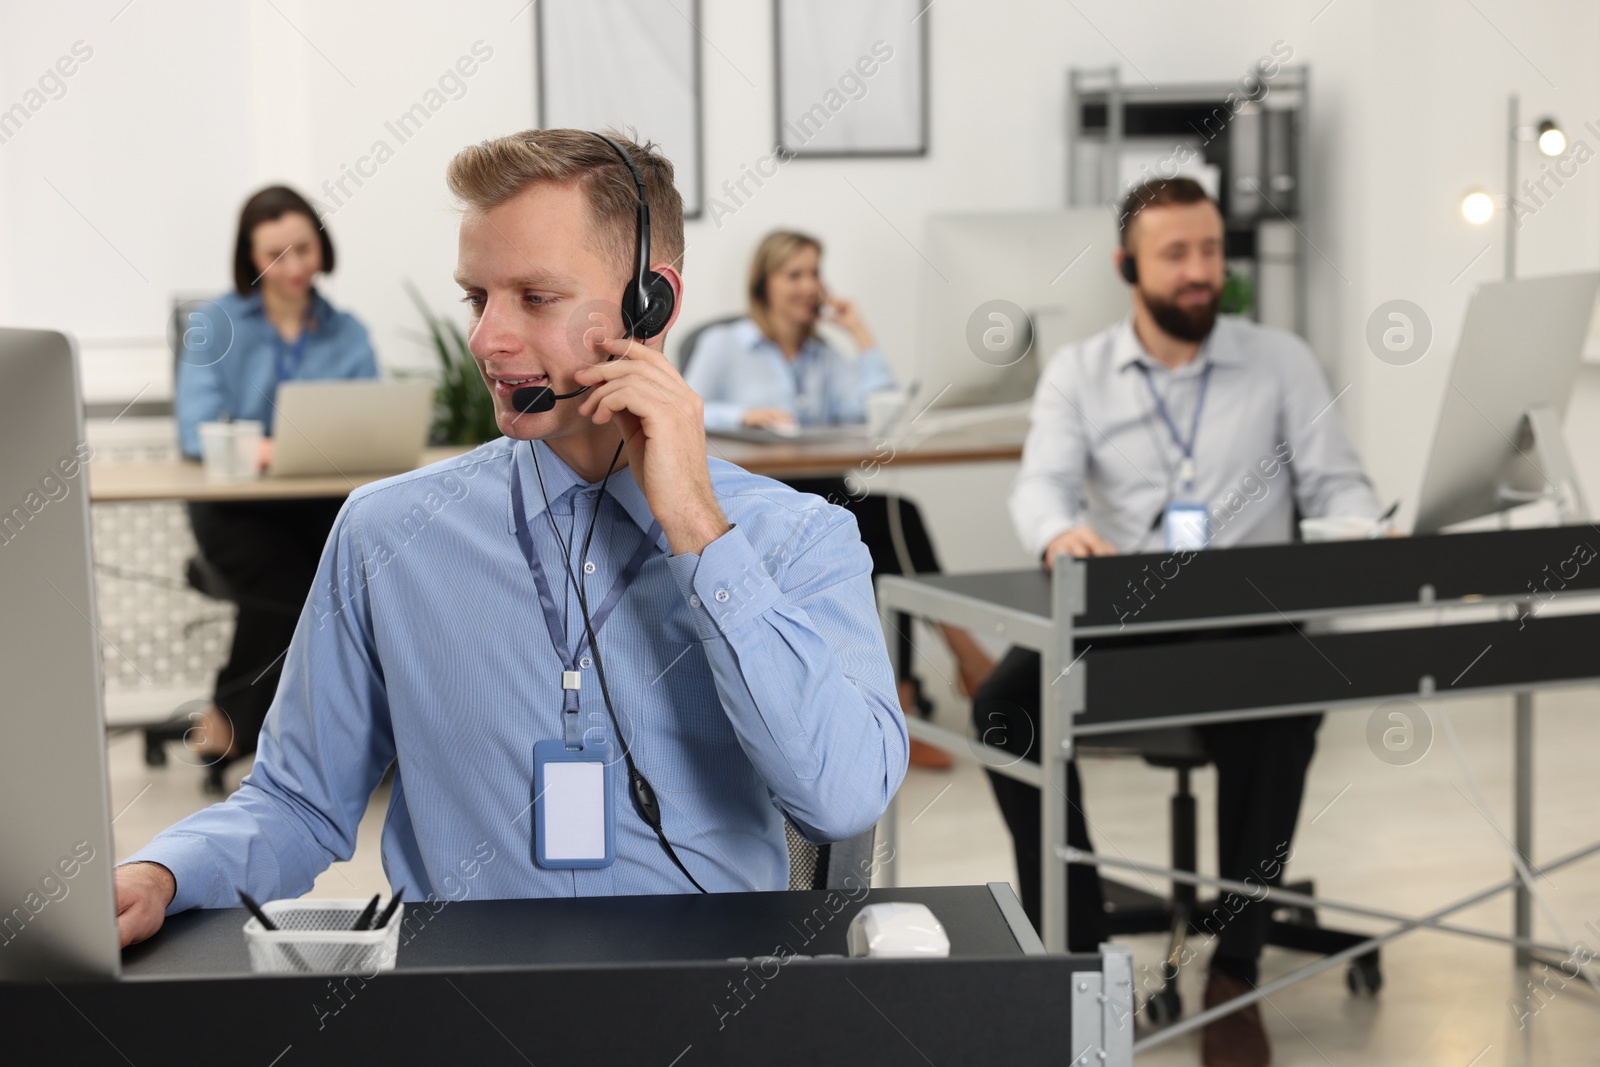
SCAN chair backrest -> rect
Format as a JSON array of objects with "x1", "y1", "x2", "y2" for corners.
[
  {"x1": 674, "y1": 314, "x2": 744, "y2": 377},
  {"x1": 785, "y1": 822, "x2": 876, "y2": 892}
]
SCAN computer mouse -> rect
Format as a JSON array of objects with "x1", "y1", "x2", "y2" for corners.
[{"x1": 846, "y1": 902, "x2": 950, "y2": 958}]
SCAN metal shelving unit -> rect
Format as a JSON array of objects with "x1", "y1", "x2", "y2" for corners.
[{"x1": 1066, "y1": 65, "x2": 1310, "y2": 338}]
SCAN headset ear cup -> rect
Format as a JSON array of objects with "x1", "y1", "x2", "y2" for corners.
[
  {"x1": 622, "y1": 271, "x2": 676, "y2": 339},
  {"x1": 1119, "y1": 254, "x2": 1138, "y2": 285}
]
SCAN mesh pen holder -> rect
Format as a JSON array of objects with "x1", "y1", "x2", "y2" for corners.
[{"x1": 243, "y1": 898, "x2": 405, "y2": 974}]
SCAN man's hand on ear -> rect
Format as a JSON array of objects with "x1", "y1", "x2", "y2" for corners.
[{"x1": 574, "y1": 336, "x2": 730, "y2": 556}]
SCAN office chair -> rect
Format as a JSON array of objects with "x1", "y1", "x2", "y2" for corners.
[
  {"x1": 1085, "y1": 727, "x2": 1382, "y2": 1026},
  {"x1": 141, "y1": 300, "x2": 248, "y2": 794},
  {"x1": 785, "y1": 822, "x2": 877, "y2": 892},
  {"x1": 673, "y1": 314, "x2": 744, "y2": 377}
]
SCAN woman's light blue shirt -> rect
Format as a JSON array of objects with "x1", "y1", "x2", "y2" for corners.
[
  {"x1": 684, "y1": 318, "x2": 897, "y2": 431},
  {"x1": 173, "y1": 288, "x2": 378, "y2": 458}
]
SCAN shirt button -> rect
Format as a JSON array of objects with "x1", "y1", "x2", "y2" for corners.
[
  {"x1": 583, "y1": 561, "x2": 596, "y2": 574},
  {"x1": 579, "y1": 655, "x2": 592, "y2": 669},
  {"x1": 714, "y1": 589, "x2": 730, "y2": 603},
  {"x1": 689, "y1": 595, "x2": 701, "y2": 608}
]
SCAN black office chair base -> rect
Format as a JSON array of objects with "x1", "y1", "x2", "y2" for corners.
[{"x1": 142, "y1": 709, "x2": 238, "y2": 794}]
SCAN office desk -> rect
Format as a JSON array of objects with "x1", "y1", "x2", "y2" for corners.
[
  {"x1": 875, "y1": 527, "x2": 1600, "y2": 1054},
  {"x1": 87, "y1": 425, "x2": 1025, "y2": 503},
  {"x1": 3, "y1": 886, "x2": 1132, "y2": 1066}
]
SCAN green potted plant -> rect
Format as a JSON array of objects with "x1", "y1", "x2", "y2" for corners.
[{"x1": 402, "y1": 280, "x2": 500, "y2": 446}]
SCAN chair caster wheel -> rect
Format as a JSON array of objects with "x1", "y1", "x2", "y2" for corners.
[
  {"x1": 1144, "y1": 984, "x2": 1182, "y2": 1026},
  {"x1": 1346, "y1": 954, "x2": 1382, "y2": 996}
]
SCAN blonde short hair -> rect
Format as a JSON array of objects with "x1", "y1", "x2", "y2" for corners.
[
  {"x1": 445, "y1": 128, "x2": 685, "y2": 278},
  {"x1": 747, "y1": 230, "x2": 822, "y2": 342}
]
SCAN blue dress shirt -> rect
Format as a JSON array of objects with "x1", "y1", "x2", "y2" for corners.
[
  {"x1": 174, "y1": 288, "x2": 378, "y2": 458},
  {"x1": 126, "y1": 437, "x2": 907, "y2": 911},
  {"x1": 684, "y1": 317, "x2": 897, "y2": 431}
]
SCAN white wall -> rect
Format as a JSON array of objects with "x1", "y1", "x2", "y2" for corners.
[{"x1": 4, "y1": 0, "x2": 1600, "y2": 565}]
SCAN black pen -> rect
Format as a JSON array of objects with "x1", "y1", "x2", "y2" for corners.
[
  {"x1": 373, "y1": 886, "x2": 406, "y2": 930},
  {"x1": 237, "y1": 889, "x2": 278, "y2": 931},
  {"x1": 239, "y1": 888, "x2": 311, "y2": 972},
  {"x1": 351, "y1": 894, "x2": 381, "y2": 932},
  {"x1": 1370, "y1": 500, "x2": 1400, "y2": 538}
]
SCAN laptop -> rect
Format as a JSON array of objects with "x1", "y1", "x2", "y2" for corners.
[{"x1": 269, "y1": 379, "x2": 435, "y2": 477}]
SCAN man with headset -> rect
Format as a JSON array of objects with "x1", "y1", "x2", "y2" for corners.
[
  {"x1": 113, "y1": 129, "x2": 907, "y2": 943},
  {"x1": 975, "y1": 176, "x2": 1380, "y2": 1067}
]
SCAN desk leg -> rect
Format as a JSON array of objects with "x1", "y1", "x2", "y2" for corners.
[
  {"x1": 1513, "y1": 690, "x2": 1534, "y2": 968},
  {"x1": 1041, "y1": 564, "x2": 1077, "y2": 955},
  {"x1": 1041, "y1": 643, "x2": 1068, "y2": 954},
  {"x1": 878, "y1": 596, "x2": 900, "y2": 889}
]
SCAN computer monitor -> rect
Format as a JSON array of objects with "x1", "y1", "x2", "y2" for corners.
[
  {"x1": 0, "y1": 327, "x2": 121, "y2": 979},
  {"x1": 907, "y1": 210, "x2": 1129, "y2": 416},
  {"x1": 1413, "y1": 272, "x2": 1600, "y2": 533}
]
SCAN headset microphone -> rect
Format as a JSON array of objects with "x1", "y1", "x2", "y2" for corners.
[{"x1": 512, "y1": 382, "x2": 586, "y2": 414}]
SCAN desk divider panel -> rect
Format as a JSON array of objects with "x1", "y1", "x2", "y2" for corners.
[
  {"x1": 1079, "y1": 613, "x2": 1600, "y2": 723},
  {"x1": 1077, "y1": 525, "x2": 1600, "y2": 627}
]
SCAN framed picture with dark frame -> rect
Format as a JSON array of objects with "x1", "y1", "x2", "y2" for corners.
[
  {"x1": 773, "y1": 0, "x2": 929, "y2": 159},
  {"x1": 536, "y1": 0, "x2": 704, "y2": 219}
]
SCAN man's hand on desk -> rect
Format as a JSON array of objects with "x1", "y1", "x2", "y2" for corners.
[
  {"x1": 257, "y1": 438, "x2": 275, "y2": 472},
  {"x1": 575, "y1": 336, "x2": 732, "y2": 556},
  {"x1": 740, "y1": 407, "x2": 799, "y2": 431},
  {"x1": 114, "y1": 862, "x2": 175, "y2": 947},
  {"x1": 1043, "y1": 525, "x2": 1118, "y2": 572}
]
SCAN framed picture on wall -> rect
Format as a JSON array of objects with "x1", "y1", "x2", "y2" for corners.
[
  {"x1": 774, "y1": 0, "x2": 929, "y2": 158},
  {"x1": 537, "y1": 0, "x2": 704, "y2": 218}
]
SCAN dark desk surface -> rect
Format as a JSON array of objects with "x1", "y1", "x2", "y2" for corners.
[
  {"x1": 13, "y1": 886, "x2": 1086, "y2": 1067},
  {"x1": 123, "y1": 884, "x2": 1036, "y2": 978}
]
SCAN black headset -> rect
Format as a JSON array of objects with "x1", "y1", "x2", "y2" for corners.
[
  {"x1": 1119, "y1": 251, "x2": 1139, "y2": 285},
  {"x1": 594, "y1": 132, "x2": 676, "y2": 340},
  {"x1": 511, "y1": 133, "x2": 676, "y2": 415}
]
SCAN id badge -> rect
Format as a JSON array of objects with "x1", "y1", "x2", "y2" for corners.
[
  {"x1": 533, "y1": 739, "x2": 616, "y2": 869},
  {"x1": 1163, "y1": 500, "x2": 1210, "y2": 552}
]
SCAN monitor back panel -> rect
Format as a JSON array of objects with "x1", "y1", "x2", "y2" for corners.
[
  {"x1": 1414, "y1": 272, "x2": 1600, "y2": 532},
  {"x1": 0, "y1": 327, "x2": 120, "y2": 979}
]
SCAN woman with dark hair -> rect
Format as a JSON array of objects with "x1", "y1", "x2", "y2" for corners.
[
  {"x1": 175, "y1": 185, "x2": 377, "y2": 777},
  {"x1": 684, "y1": 230, "x2": 993, "y2": 769}
]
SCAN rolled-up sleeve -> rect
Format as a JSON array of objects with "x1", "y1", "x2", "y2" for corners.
[
  {"x1": 683, "y1": 331, "x2": 748, "y2": 432},
  {"x1": 120, "y1": 501, "x2": 395, "y2": 912},
  {"x1": 662, "y1": 514, "x2": 907, "y2": 843},
  {"x1": 828, "y1": 344, "x2": 897, "y2": 424},
  {"x1": 1278, "y1": 344, "x2": 1382, "y2": 521},
  {"x1": 1010, "y1": 351, "x2": 1091, "y2": 559}
]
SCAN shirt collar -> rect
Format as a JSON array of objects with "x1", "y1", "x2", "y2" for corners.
[
  {"x1": 237, "y1": 287, "x2": 333, "y2": 332},
  {"x1": 507, "y1": 438, "x2": 662, "y2": 547},
  {"x1": 1112, "y1": 315, "x2": 1241, "y2": 373},
  {"x1": 742, "y1": 316, "x2": 823, "y2": 359}
]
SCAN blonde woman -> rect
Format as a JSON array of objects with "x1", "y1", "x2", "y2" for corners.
[{"x1": 685, "y1": 231, "x2": 993, "y2": 768}]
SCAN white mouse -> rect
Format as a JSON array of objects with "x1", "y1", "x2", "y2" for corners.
[{"x1": 846, "y1": 902, "x2": 950, "y2": 959}]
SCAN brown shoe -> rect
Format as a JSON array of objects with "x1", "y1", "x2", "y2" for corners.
[
  {"x1": 1201, "y1": 969, "x2": 1270, "y2": 1067},
  {"x1": 908, "y1": 736, "x2": 955, "y2": 770}
]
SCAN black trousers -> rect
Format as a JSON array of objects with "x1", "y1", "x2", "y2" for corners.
[
  {"x1": 785, "y1": 479, "x2": 941, "y2": 683},
  {"x1": 187, "y1": 498, "x2": 344, "y2": 756},
  {"x1": 974, "y1": 645, "x2": 1321, "y2": 969}
]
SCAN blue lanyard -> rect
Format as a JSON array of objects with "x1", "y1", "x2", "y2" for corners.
[
  {"x1": 1136, "y1": 361, "x2": 1213, "y2": 483},
  {"x1": 275, "y1": 304, "x2": 315, "y2": 383},
  {"x1": 509, "y1": 461, "x2": 660, "y2": 746}
]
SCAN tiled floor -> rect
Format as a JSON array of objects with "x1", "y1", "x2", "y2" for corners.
[{"x1": 111, "y1": 681, "x2": 1600, "y2": 1065}]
